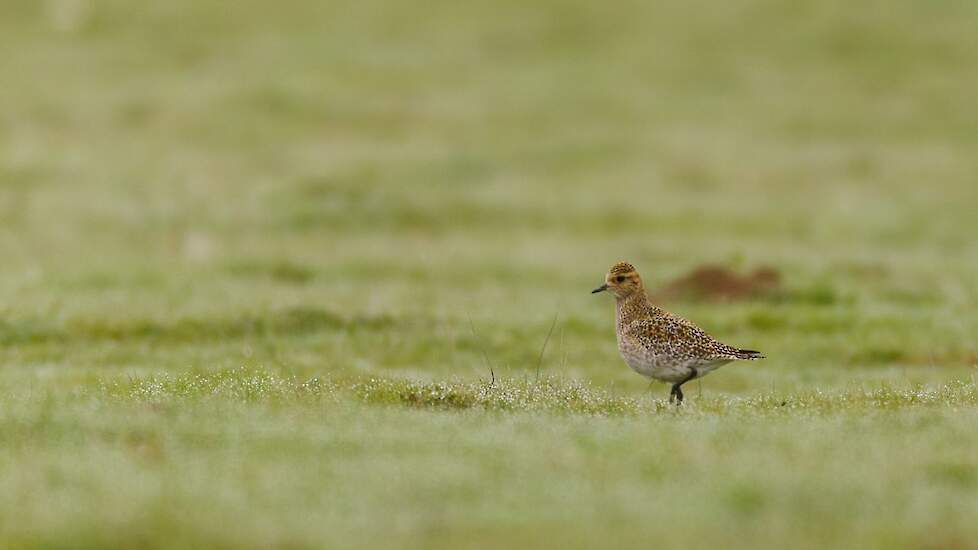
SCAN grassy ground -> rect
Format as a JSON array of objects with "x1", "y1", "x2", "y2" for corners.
[{"x1": 2, "y1": 0, "x2": 978, "y2": 547}]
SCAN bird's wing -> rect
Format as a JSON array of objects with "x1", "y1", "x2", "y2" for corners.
[{"x1": 626, "y1": 310, "x2": 744, "y2": 360}]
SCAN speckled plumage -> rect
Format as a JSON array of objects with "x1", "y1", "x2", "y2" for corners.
[{"x1": 593, "y1": 261, "x2": 764, "y2": 403}]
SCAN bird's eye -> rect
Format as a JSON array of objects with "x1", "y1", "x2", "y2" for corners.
[{"x1": 616, "y1": 276, "x2": 625, "y2": 283}]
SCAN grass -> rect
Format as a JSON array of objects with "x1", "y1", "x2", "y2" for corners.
[
  {"x1": 3, "y1": 0, "x2": 978, "y2": 547},
  {"x1": 4, "y1": 370, "x2": 978, "y2": 549}
]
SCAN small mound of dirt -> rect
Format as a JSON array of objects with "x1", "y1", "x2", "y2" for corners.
[{"x1": 652, "y1": 265, "x2": 781, "y2": 303}]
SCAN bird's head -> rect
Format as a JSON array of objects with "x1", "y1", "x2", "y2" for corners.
[{"x1": 592, "y1": 261, "x2": 644, "y2": 299}]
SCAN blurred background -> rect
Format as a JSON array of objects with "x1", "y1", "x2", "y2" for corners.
[{"x1": 2, "y1": 0, "x2": 977, "y2": 391}]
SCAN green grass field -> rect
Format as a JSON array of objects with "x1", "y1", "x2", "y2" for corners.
[{"x1": 3, "y1": 0, "x2": 978, "y2": 547}]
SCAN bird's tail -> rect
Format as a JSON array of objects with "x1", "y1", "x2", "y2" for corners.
[{"x1": 735, "y1": 349, "x2": 765, "y2": 360}]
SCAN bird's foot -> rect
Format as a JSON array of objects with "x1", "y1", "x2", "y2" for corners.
[{"x1": 669, "y1": 384, "x2": 684, "y2": 405}]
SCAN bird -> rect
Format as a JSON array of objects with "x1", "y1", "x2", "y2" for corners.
[{"x1": 592, "y1": 261, "x2": 764, "y2": 404}]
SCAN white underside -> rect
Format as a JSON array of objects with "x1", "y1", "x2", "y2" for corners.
[{"x1": 620, "y1": 349, "x2": 732, "y2": 384}]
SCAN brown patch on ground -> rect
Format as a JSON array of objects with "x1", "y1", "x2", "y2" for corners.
[{"x1": 651, "y1": 265, "x2": 781, "y2": 303}]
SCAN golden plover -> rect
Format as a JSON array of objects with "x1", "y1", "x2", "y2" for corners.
[{"x1": 592, "y1": 261, "x2": 764, "y2": 403}]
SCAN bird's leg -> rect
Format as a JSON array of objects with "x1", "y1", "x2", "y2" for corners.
[
  {"x1": 671, "y1": 368, "x2": 698, "y2": 406},
  {"x1": 669, "y1": 384, "x2": 683, "y2": 404}
]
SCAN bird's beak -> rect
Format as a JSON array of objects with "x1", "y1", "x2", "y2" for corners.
[{"x1": 591, "y1": 283, "x2": 608, "y2": 294}]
